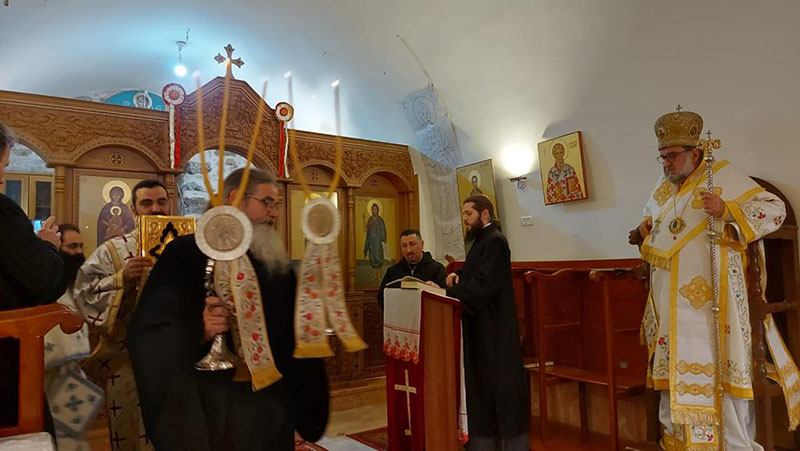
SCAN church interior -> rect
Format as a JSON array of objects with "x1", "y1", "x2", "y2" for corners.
[{"x1": 1, "y1": 1, "x2": 800, "y2": 450}]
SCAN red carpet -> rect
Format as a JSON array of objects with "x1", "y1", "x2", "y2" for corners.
[
  {"x1": 294, "y1": 440, "x2": 328, "y2": 451},
  {"x1": 346, "y1": 427, "x2": 389, "y2": 451}
]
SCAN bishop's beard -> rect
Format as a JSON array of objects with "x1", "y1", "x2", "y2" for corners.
[
  {"x1": 60, "y1": 251, "x2": 86, "y2": 288},
  {"x1": 665, "y1": 157, "x2": 698, "y2": 184},
  {"x1": 249, "y1": 222, "x2": 290, "y2": 275}
]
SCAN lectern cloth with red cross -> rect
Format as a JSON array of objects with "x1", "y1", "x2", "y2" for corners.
[{"x1": 383, "y1": 288, "x2": 468, "y2": 450}]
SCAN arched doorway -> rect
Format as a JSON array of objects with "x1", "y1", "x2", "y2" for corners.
[
  {"x1": 177, "y1": 149, "x2": 255, "y2": 217},
  {"x1": 0, "y1": 143, "x2": 54, "y2": 227}
]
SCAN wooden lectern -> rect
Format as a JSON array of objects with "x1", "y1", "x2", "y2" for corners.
[
  {"x1": 0, "y1": 304, "x2": 83, "y2": 437},
  {"x1": 384, "y1": 288, "x2": 463, "y2": 451}
]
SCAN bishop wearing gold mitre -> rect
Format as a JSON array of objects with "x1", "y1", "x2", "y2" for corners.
[{"x1": 636, "y1": 108, "x2": 800, "y2": 449}]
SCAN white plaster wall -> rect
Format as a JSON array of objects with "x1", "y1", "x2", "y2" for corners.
[{"x1": 479, "y1": 1, "x2": 800, "y2": 261}]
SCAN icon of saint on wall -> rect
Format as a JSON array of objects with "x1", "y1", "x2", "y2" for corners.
[
  {"x1": 363, "y1": 200, "x2": 387, "y2": 282},
  {"x1": 545, "y1": 142, "x2": 583, "y2": 204},
  {"x1": 96, "y1": 181, "x2": 135, "y2": 246}
]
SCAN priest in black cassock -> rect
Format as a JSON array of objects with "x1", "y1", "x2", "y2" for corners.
[
  {"x1": 0, "y1": 122, "x2": 66, "y2": 428},
  {"x1": 446, "y1": 194, "x2": 528, "y2": 451},
  {"x1": 128, "y1": 168, "x2": 329, "y2": 451}
]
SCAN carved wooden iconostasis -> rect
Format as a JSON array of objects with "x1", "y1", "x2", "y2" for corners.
[{"x1": 0, "y1": 77, "x2": 418, "y2": 385}]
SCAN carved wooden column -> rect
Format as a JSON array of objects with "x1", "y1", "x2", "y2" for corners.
[
  {"x1": 408, "y1": 190, "x2": 418, "y2": 229},
  {"x1": 346, "y1": 187, "x2": 356, "y2": 290},
  {"x1": 53, "y1": 165, "x2": 66, "y2": 222},
  {"x1": 162, "y1": 173, "x2": 178, "y2": 214}
]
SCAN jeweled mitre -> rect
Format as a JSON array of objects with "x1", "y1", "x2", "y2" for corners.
[{"x1": 654, "y1": 110, "x2": 703, "y2": 149}]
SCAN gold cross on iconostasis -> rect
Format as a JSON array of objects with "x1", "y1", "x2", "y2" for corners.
[
  {"x1": 214, "y1": 44, "x2": 245, "y2": 78},
  {"x1": 394, "y1": 369, "x2": 417, "y2": 436}
]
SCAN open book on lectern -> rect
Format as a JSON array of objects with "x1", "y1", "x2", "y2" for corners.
[{"x1": 384, "y1": 275, "x2": 446, "y2": 296}]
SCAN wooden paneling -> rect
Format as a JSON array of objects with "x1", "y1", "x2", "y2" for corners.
[
  {"x1": 507, "y1": 259, "x2": 642, "y2": 358},
  {"x1": 362, "y1": 300, "x2": 386, "y2": 373},
  {"x1": 75, "y1": 147, "x2": 158, "y2": 172}
]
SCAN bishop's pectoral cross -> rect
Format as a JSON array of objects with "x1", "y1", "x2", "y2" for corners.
[
  {"x1": 394, "y1": 369, "x2": 417, "y2": 436},
  {"x1": 214, "y1": 44, "x2": 245, "y2": 79}
]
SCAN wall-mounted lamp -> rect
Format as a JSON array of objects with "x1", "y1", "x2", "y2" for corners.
[
  {"x1": 509, "y1": 176, "x2": 527, "y2": 190},
  {"x1": 501, "y1": 144, "x2": 535, "y2": 190}
]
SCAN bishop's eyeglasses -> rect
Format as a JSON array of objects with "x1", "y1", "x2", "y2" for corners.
[{"x1": 656, "y1": 149, "x2": 692, "y2": 165}]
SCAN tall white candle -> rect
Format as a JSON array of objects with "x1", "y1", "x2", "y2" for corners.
[
  {"x1": 285, "y1": 71, "x2": 293, "y2": 126},
  {"x1": 331, "y1": 79, "x2": 341, "y2": 135},
  {"x1": 285, "y1": 71, "x2": 293, "y2": 102}
]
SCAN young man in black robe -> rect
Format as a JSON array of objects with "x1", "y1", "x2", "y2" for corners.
[
  {"x1": 377, "y1": 228, "x2": 447, "y2": 310},
  {"x1": 446, "y1": 194, "x2": 528, "y2": 451},
  {"x1": 128, "y1": 168, "x2": 329, "y2": 450}
]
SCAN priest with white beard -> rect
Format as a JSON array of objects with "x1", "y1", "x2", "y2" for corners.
[{"x1": 128, "y1": 168, "x2": 329, "y2": 450}]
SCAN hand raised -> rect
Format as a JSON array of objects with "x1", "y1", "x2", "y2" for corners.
[{"x1": 37, "y1": 216, "x2": 60, "y2": 248}]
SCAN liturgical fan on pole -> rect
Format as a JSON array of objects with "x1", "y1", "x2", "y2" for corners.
[
  {"x1": 193, "y1": 45, "x2": 366, "y2": 379},
  {"x1": 288, "y1": 81, "x2": 367, "y2": 357},
  {"x1": 193, "y1": 44, "x2": 267, "y2": 372}
]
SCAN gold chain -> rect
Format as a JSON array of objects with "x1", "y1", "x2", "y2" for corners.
[{"x1": 668, "y1": 184, "x2": 692, "y2": 235}]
